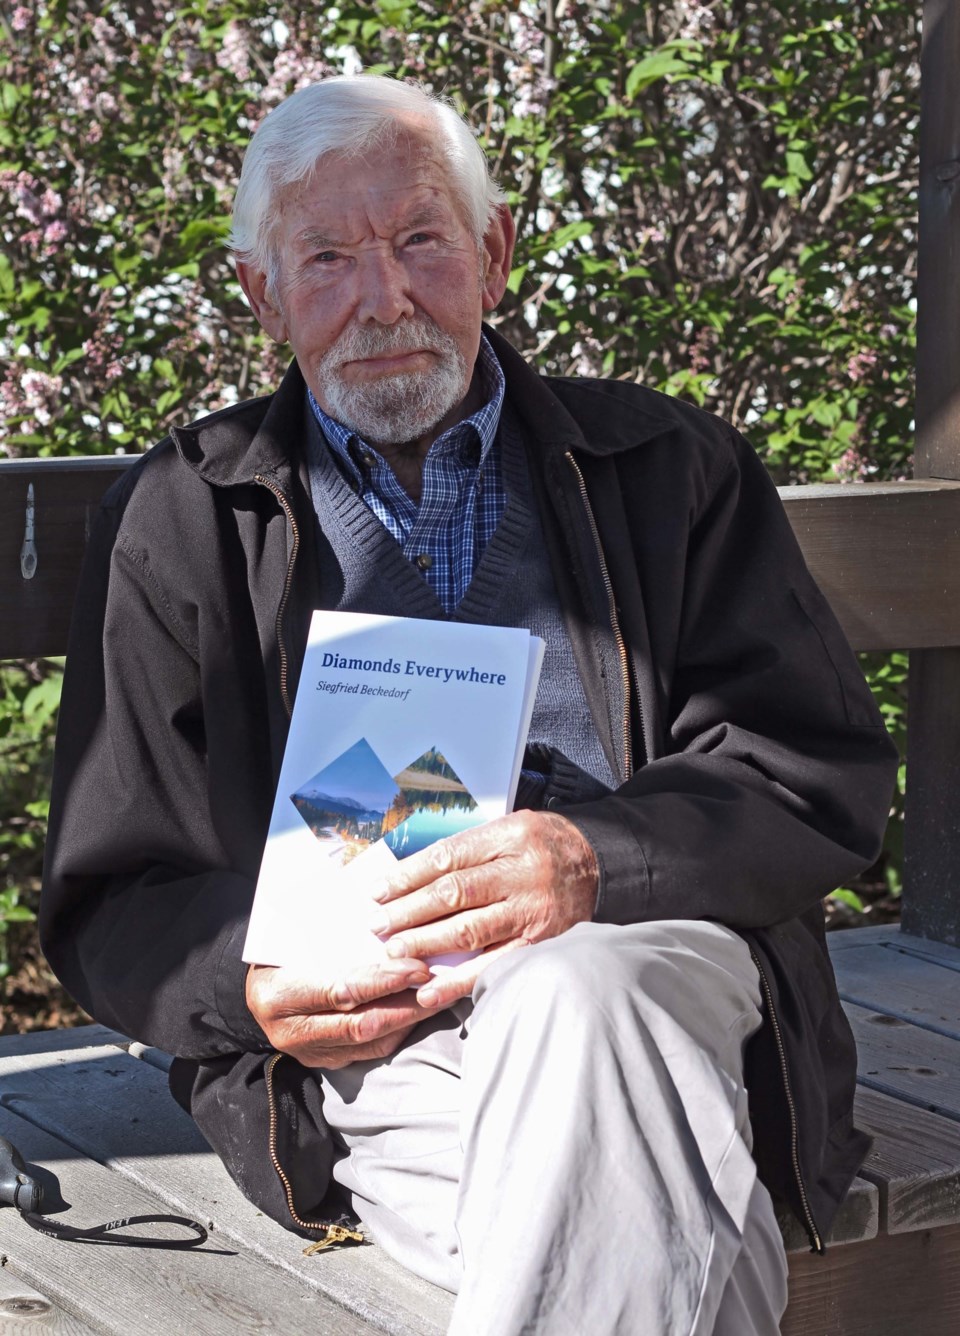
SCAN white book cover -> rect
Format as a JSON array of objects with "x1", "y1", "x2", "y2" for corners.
[{"x1": 244, "y1": 610, "x2": 544, "y2": 974}]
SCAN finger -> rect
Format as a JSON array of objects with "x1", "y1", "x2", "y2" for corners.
[
  {"x1": 297, "y1": 1021, "x2": 423, "y2": 1070},
  {"x1": 383, "y1": 901, "x2": 518, "y2": 962},
  {"x1": 372, "y1": 819, "x2": 516, "y2": 903},
  {"x1": 292, "y1": 988, "x2": 427, "y2": 1047},
  {"x1": 414, "y1": 939, "x2": 526, "y2": 1009},
  {"x1": 247, "y1": 958, "x2": 431, "y2": 1021},
  {"x1": 329, "y1": 957, "x2": 433, "y2": 1010},
  {"x1": 371, "y1": 864, "x2": 504, "y2": 936}
]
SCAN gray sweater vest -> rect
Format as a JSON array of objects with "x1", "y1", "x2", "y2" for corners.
[{"x1": 305, "y1": 405, "x2": 620, "y2": 803}]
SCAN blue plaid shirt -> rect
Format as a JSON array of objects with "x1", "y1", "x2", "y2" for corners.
[{"x1": 308, "y1": 336, "x2": 506, "y2": 613}]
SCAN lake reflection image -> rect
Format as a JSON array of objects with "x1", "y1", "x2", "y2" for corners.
[
  {"x1": 384, "y1": 747, "x2": 482, "y2": 860},
  {"x1": 290, "y1": 737, "x2": 400, "y2": 863}
]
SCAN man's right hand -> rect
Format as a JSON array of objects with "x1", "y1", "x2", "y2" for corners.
[{"x1": 245, "y1": 958, "x2": 439, "y2": 1068}]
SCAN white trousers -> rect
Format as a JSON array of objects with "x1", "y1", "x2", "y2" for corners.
[{"x1": 321, "y1": 920, "x2": 789, "y2": 1336}]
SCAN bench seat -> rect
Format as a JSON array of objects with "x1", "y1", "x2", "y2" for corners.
[{"x1": 0, "y1": 923, "x2": 958, "y2": 1335}]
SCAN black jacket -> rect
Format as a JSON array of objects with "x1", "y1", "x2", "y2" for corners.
[{"x1": 41, "y1": 328, "x2": 898, "y2": 1251}]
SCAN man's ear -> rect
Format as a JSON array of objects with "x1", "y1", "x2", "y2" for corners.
[
  {"x1": 480, "y1": 206, "x2": 517, "y2": 312},
  {"x1": 235, "y1": 260, "x2": 289, "y2": 344}
]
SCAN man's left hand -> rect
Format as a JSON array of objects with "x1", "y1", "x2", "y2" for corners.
[{"x1": 368, "y1": 810, "x2": 598, "y2": 1008}]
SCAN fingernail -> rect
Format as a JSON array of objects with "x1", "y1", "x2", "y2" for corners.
[
  {"x1": 369, "y1": 913, "x2": 389, "y2": 935},
  {"x1": 332, "y1": 984, "x2": 351, "y2": 1006},
  {"x1": 417, "y1": 986, "x2": 438, "y2": 1006},
  {"x1": 385, "y1": 938, "x2": 407, "y2": 959},
  {"x1": 370, "y1": 883, "x2": 389, "y2": 903}
]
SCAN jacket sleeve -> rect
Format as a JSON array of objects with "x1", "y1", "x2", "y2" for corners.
[
  {"x1": 40, "y1": 473, "x2": 271, "y2": 1060},
  {"x1": 566, "y1": 424, "x2": 899, "y2": 929}
]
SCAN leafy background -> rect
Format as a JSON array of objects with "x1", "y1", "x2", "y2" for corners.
[{"x1": 0, "y1": 0, "x2": 916, "y2": 1024}]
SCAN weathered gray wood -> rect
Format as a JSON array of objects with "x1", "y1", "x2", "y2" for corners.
[
  {"x1": 831, "y1": 940, "x2": 960, "y2": 1040},
  {"x1": 5, "y1": 458, "x2": 960, "y2": 660},
  {"x1": 855, "y1": 1087, "x2": 960, "y2": 1233},
  {"x1": 0, "y1": 1268, "x2": 98, "y2": 1335},
  {"x1": 0, "y1": 457, "x2": 133, "y2": 660},
  {"x1": 776, "y1": 1179, "x2": 877, "y2": 1253},
  {"x1": 917, "y1": 0, "x2": 960, "y2": 482},
  {"x1": 828, "y1": 925, "x2": 960, "y2": 971},
  {"x1": 778, "y1": 479, "x2": 960, "y2": 650},
  {"x1": 901, "y1": 647, "x2": 960, "y2": 946},
  {"x1": 781, "y1": 1221, "x2": 960, "y2": 1336},
  {"x1": 0, "y1": 1104, "x2": 382, "y2": 1336},
  {"x1": 0, "y1": 1032, "x2": 454, "y2": 1335},
  {"x1": 844, "y1": 1001, "x2": 960, "y2": 1121}
]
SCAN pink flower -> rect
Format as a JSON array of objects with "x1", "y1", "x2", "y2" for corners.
[
  {"x1": 846, "y1": 349, "x2": 878, "y2": 381},
  {"x1": 11, "y1": 6, "x2": 31, "y2": 32},
  {"x1": 834, "y1": 447, "x2": 871, "y2": 483},
  {"x1": 216, "y1": 21, "x2": 251, "y2": 81},
  {"x1": 41, "y1": 188, "x2": 63, "y2": 216},
  {"x1": 43, "y1": 220, "x2": 68, "y2": 246}
]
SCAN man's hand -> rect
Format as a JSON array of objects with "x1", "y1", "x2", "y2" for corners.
[
  {"x1": 368, "y1": 810, "x2": 599, "y2": 1008},
  {"x1": 246, "y1": 957, "x2": 440, "y2": 1068}
]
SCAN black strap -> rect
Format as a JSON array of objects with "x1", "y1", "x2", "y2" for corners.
[{"x1": 20, "y1": 1208, "x2": 208, "y2": 1249}]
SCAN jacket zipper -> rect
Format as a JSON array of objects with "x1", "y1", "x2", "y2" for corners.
[
  {"x1": 564, "y1": 451, "x2": 637, "y2": 782},
  {"x1": 254, "y1": 480, "x2": 366, "y2": 1247},
  {"x1": 264, "y1": 1053, "x2": 364, "y2": 1248},
  {"x1": 253, "y1": 473, "x2": 300, "y2": 719},
  {"x1": 748, "y1": 947, "x2": 824, "y2": 1254}
]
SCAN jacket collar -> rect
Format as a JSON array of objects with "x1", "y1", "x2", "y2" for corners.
[
  {"x1": 168, "y1": 326, "x2": 676, "y2": 488},
  {"x1": 485, "y1": 326, "x2": 675, "y2": 457},
  {"x1": 170, "y1": 358, "x2": 309, "y2": 490}
]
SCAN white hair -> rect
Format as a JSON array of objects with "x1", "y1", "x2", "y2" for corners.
[{"x1": 229, "y1": 75, "x2": 506, "y2": 281}]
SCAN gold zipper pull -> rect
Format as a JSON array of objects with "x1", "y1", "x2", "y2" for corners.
[{"x1": 302, "y1": 1224, "x2": 365, "y2": 1255}]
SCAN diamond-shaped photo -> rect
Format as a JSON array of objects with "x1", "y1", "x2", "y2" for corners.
[
  {"x1": 290, "y1": 738, "x2": 400, "y2": 865},
  {"x1": 383, "y1": 747, "x2": 481, "y2": 860}
]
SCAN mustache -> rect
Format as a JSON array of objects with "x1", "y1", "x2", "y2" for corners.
[{"x1": 323, "y1": 317, "x2": 456, "y2": 366}]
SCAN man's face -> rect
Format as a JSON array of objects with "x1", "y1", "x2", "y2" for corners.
[{"x1": 238, "y1": 125, "x2": 514, "y2": 451}]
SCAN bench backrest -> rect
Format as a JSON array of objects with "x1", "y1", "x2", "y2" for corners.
[{"x1": 2, "y1": 457, "x2": 959, "y2": 946}]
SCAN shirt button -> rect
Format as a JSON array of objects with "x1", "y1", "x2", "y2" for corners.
[
  {"x1": 361, "y1": 451, "x2": 376, "y2": 468},
  {"x1": 414, "y1": 553, "x2": 433, "y2": 572}
]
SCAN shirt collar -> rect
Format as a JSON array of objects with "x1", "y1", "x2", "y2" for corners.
[{"x1": 307, "y1": 333, "x2": 505, "y2": 485}]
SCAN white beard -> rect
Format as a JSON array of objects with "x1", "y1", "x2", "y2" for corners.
[{"x1": 314, "y1": 318, "x2": 469, "y2": 446}]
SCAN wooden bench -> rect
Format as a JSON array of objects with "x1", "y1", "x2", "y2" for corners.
[
  {"x1": 3, "y1": 7, "x2": 960, "y2": 1315},
  {"x1": 1, "y1": 454, "x2": 959, "y2": 1335}
]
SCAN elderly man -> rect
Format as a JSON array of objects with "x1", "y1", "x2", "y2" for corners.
[{"x1": 42, "y1": 75, "x2": 896, "y2": 1335}]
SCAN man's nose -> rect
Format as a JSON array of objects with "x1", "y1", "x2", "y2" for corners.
[{"x1": 355, "y1": 251, "x2": 415, "y2": 325}]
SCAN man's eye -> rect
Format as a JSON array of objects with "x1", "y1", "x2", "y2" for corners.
[
  {"x1": 407, "y1": 233, "x2": 432, "y2": 245},
  {"x1": 314, "y1": 251, "x2": 338, "y2": 263}
]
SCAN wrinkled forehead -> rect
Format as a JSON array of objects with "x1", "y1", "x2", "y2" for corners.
[{"x1": 273, "y1": 119, "x2": 471, "y2": 242}]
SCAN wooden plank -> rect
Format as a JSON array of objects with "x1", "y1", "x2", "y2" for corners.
[
  {"x1": 844, "y1": 1001, "x2": 960, "y2": 1121},
  {"x1": 781, "y1": 1221, "x2": 960, "y2": 1336},
  {"x1": 855, "y1": 1087, "x2": 960, "y2": 1233},
  {"x1": 4, "y1": 457, "x2": 960, "y2": 660},
  {"x1": 0, "y1": 1105, "x2": 382, "y2": 1336},
  {"x1": 831, "y1": 941, "x2": 960, "y2": 1040},
  {"x1": 0, "y1": 1268, "x2": 98, "y2": 1335},
  {"x1": 777, "y1": 479, "x2": 960, "y2": 650},
  {"x1": 0, "y1": 1034, "x2": 455, "y2": 1336},
  {"x1": 776, "y1": 1179, "x2": 877, "y2": 1253},
  {"x1": 828, "y1": 924, "x2": 960, "y2": 971},
  {"x1": 0, "y1": 456, "x2": 133, "y2": 660},
  {"x1": 902, "y1": 647, "x2": 960, "y2": 946},
  {"x1": 917, "y1": 0, "x2": 960, "y2": 481}
]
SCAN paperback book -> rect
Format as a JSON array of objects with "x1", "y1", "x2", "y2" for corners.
[{"x1": 243, "y1": 610, "x2": 544, "y2": 974}]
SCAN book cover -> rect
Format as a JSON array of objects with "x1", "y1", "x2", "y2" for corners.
[{"x1": 243, "y1": 610, "x2": 544, "y2": 974}]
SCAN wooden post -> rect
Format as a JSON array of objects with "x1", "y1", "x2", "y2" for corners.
[{"x1": 903, "y1": 0, "x2": 960, "y2": 945}]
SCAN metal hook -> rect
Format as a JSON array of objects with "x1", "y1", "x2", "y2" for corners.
[{"x1": 20, "y1": 482, "x2": 37, "y2": 580}]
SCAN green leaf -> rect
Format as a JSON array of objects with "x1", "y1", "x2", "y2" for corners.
[
  {"x1": 625, "y1": 53, "x2": 693, "y2": 100},
  {"x1": 828, "y1": 888, "x2": 865, "y2": 913}
]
